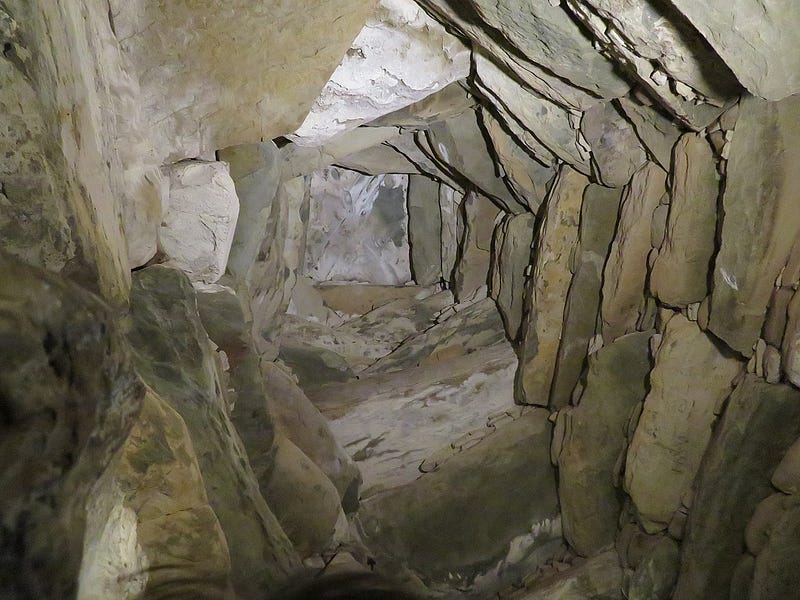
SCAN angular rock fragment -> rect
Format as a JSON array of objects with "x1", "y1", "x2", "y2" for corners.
[
  {"x1": 624, "y1": 314, "x2": 742, "y2": 531},
  {"x1": 650, "y1": 133, "x2": 719, "y2": 306},
  {"x1": 617, "y1": 96, "x2": 684, "y2": 170},
  {"x1": 708, "y1": 94, "x2": 800, "y2": 356},
  {"x1": 516, "y1": 167, "x2": 588, "y2": 406},
  {"x1": 673, "y1": 375, "x2": 800, "y2": 600}
]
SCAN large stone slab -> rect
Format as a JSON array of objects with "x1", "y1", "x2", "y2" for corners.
[
  {"x1": 555, "y1": 331, "x2": 652, "y2": 556},
  {"x1": 624, "y1": 314, "x2": 743, "y2": 531},
  {"x1": 665, "y1": 0, "x2": 800, "y2": 100},
  {"x1": 418, "y1": 0, "x2": 629, "y2": 100},
  {"x1": 159, "y1": 161, "x2": 240, "y2": 284},
  {"x1": 650, "y1": 133, "x2": 719, "y2": 306},
  {"x1": 358, "y1": 408, "x2": 560, "y2": 596},
  {"x1": 617, "y1": 96, "x2": 682, "y2": 171},
  {"x1": 290, "y1": 0, "x2": 470, "y2": 145},
  {"x1": 516, "y1": 167, "x2": 588, "y2": 406},
  {"x1": 673, "y1": 376, "x2": 800, "y2": 600},
  {"x1": 128, "y1": 266, "x2": 299, "y2": 598},
  {"x1": 0, "y1": 252, "x2": 143, "y2": 598},
  {"x1": 601, "y1": 162, "x2": 666, "y2": 342},
  {"x1": 550, "y1": 184, "x2": 622, "y2": 408},
  {"x1": 708, "y1": 95, "x2": 800, "y2": 356},
  {"x1": 406, "y1": 175, "x2": 443, "y2": 286},
  {"x1": 452, "y1": 191, "x2": 500, "y2": 301},
  {"x1": 750, "y1": 502, "x2": 800, "y2": 600},
  {"x1": 112, "y1": 0, "x2": 379, "y2": 161}
]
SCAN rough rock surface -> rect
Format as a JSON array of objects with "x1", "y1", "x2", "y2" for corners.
[
  {"x1": 650, "y1": 133, "x2": 719, "y2": 306},
  {"x1": 159, "y1": 161, "x2": 240, "y2": 284},
  {"x1": 510, "y1": 550, "x2": 624, "y2": 600},
  {"x1": 708, "y1": 94, "x2": 800, "y2": 356},
  {"x1": 491, "y1": 212, "x2": 536, "y2": 342},
  {"x1": 516, "y1": 167, "x2": 587, "y2": 406},
  {"x1": 666, "y1": 0, "x2": 800, "y2": 100},
  {"x1": 581, "y1": 100, "x2": 647, "y2": 187},
  {"x1": 601, "y1": 162, "x2": 666, "y2": 342},
  {"x1": 128, "y1": 266, "x2": 299, "y2": 598},
  {"x1": 673, "y1": 375, "x2": 800, "y2": 600},
  {"x1": 624, "y1": 314, "x2": 742, "y2": 531},
  {"x1": 407, "y1": 175, "x2": 444, "y2": 286},
  {"x1": 0, "y1": 252, "x2": 143, "y2": 598},
  {"x1": 555, "y1": 331, "x2": 652, "y2": 556},
  {"x1": 452, "y1": 191, "x2": 499, "y2": 301}
]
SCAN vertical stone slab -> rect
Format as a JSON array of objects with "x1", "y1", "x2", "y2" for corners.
[
  {"x1": 601, "y1": 162, "x2": 666, "y2": 342},
  {"x1": 650, "y1": 133, "x2": 719, "y2": 307},
  {"x1": 550, "y1": 184, "x2": 622, "y2": 408},
  {"x1": 673, "y1": 376, "x2": 800, "y2": 600},
  {"x1": 491, "y1": 212, "x2": 536, "y2": 342},
  {"x1": 452, "y1": 191, "x2": 499, "y2": 301},
  {"x1": 516, "y1": 166, "x2": 587, "y2": 406},
  {"x1": 624, "y1": 314, "x2": 742, "y2": 531},
  {"x1": 439, "y1": 183, "x2": 460, "y2": 282},
  {"x1": 708, "y1": 95, "x2": 800, "y2": 356},
  {"x1": 128, "y1": 266, "x2": 300, "y2": 599},
  {"x1": 407, "y1": 175, "x2": 444, "y2": 286},
  {"x1": 555, "y1": 331, "x2": 652, "y2": 556}
]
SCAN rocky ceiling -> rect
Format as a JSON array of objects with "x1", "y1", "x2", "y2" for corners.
[{"x1": 2, "y1": 0, "x2": 800, "y2": 599}]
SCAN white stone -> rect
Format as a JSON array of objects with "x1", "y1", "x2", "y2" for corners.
[{"x1": 159, "y1": 161, "x2": 240, "y2": 284}]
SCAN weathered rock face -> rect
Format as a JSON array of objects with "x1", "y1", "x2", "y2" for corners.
[
  {"x1": 491, "y1": 212, "x2": 536, "y2": 341},
  {"x1": 0, "y1": 252, "x2": 143, "y2": 598},
  {"x1": 708, "y1": 94, "x2": 800, "y2": 357},
  {"x1": 128, "y1": 266, "x2": 299, "y2": 599},
  {"x1": 112, "y1": 0, "x2": 380, "y2": 161},
  {"x1": 407, "y1": 175, "x2": 444, "y2": 286},
  {"x1": 304, "y1": 167, "x2": 411, "y2": 285},
  {"x1": 624, "y1": 314, "x2": 743, "y2": 531},
  {"x1": 555, "y1": 331, "x2": 652, "y2": 556},
  {"x1": 673, "y1": 376, "x2": 800, "y2": 600},
  {"x1": 516, "y1": 166, "x2": 587, "y2": 406},
  {"x1": 452, "y1": 191, "x2": 499, "y2": 300},
  {"x1": 665, "y1": 0, "x2": 800, "y2": 101}
]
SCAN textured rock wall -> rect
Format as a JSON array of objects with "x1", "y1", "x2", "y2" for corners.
[{"x1": 5, "y1": 1, "x2": 800, "y2": 599}]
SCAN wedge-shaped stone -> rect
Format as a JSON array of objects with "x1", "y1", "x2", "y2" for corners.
[
  {"x1": 556, "y1": 331, "x2": 652, "y2": 556},
  {"x1": 617, "y1": 96, "x2": 682, "y2": 170},
  {"x1": 665, "y1": 0, "x2": 800, "y2": 100},
  {"x1": 492, "y1": 213, "x2": 536, "y2": 342},
  {"x1": 516, "y1": 167, "x2": 588, "y2": 406},
  {"x1": 550, "y1": 184, "x2": 623, "y2": 408},
  {"x1": 581, "y1": 100, "x2": 647, "y2": 187},
  {"x1": 601, "y1": 162, "x2": 666, "y2": 342},
  {"x1": 650, "y1": 133, "x2": 719, "y2": 306},
  {"x1": 673, "y1": 376, "x2": 800, "y2": 600},
  {"x1": 708, "y1": 94, "x2": 800, "y2": 356},
  {"x1": 624, "y1": 314, "x2": 742, "y2": 531}
]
